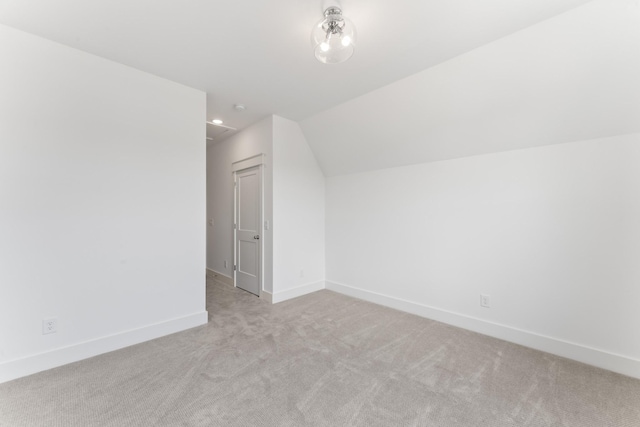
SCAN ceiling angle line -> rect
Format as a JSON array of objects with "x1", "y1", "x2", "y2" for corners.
[{"x1": 206, "y1": 121, "x2": 237, "y2": 131}]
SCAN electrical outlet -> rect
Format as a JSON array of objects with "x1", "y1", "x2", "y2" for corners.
[
  {"x1": 208, "y1": 218, "x2": 214, "y2": 226},
  {"x1": 224, "y1": 260, "x2": 228, "y2": 268},
  {"x1": 42, "y1": 318, "x2": 57, "y2": 335},
  {"x1": 480, "y1": 294, "x2": 491, "y2": 308}
]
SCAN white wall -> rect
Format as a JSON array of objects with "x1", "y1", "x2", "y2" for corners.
[
  {"x1": 0, "y1": 25, "x2": 207, "y2": 383},
  {"x1": 206, "y1": 117, "x2": 273, "y2": 292},
  {"x1": 206, "y1": 115, "x2": 326, "y2": 301},
  {"x1": 326, "y1": 134, "x2": 640, "y2": 378},
  {"x1": 272, "y1": 117, "x2": 325, "y2": 302}
]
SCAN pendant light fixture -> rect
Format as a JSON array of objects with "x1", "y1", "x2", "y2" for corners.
[{"x1": 311, "y1": 6, "x2": 357, "y2": 64}]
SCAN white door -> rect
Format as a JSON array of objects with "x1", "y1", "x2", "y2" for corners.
[{"x1": 234, "y1": 166, "x2": 261, "y2": 296}]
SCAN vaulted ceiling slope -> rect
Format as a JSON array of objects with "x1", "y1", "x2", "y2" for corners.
[
  {"x1": 0, "y1": 0, "x2": 591, "y2": 133},
  {"x1": 301, "y1": 0, "x2": 640, "y2": 176}
]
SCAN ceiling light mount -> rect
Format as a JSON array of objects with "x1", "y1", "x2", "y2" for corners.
[{"x1": 311, "y1": 6, "x2": 356, "y2": 64}]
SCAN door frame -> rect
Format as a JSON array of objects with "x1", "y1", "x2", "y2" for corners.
[{"x1": 232, "y1": 154, "x2": 265, "y2": 296}]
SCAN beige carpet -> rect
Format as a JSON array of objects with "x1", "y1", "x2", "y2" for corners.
[{"x1": 1, "y1": 279, "x2": 639, "y2": 426}]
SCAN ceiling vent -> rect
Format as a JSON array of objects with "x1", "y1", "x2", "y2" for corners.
[{"x1": 206, "y1": 121, "x2": 237, "y2": 142}]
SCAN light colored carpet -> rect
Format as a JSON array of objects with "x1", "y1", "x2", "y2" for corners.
[{"x1": 1, "y1": 279, "x2": 639, "y2": 426}]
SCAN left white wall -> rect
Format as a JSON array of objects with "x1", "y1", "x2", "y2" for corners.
[{"x1": 0, "y1": 25, "x2": 207, "y2": 383}]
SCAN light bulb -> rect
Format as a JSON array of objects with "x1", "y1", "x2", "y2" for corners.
[
  {"x1": 212, "y1": 119, "x2": 223, "y2": 125},
  {"x1": 311, "y1": 6, "x2": 357, "y2": 64}
]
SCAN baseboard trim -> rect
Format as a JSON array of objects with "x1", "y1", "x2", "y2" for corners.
[
  {"x1": 206, "y1": 268, "x2": 234, "y2": 287},
  {"x1": 260, "y1": 290, "x2": 273, "y2": 304},
  {"x1": 325, "y1": 280, "x2": 640, "y2": 380},
  {"x1": 272, "y1": 280, "x2": 325, "y2": 304},
  {"x1": 0, "y1": 311, "x2": 208, "y2": 384}
]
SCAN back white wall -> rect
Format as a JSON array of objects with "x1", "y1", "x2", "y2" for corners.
[
  {"x1": 0, "y1": 25, "x2": 207, "y2": 383},
  {"x1": 272, "y1": 116, "x2": 325, "y2": 302},
  {"x1": 326, "y1": 134, "x2": 640, "y2": 378},
  {"x1": 207, "y1": 115, "x2": 325, "y2": 301}
]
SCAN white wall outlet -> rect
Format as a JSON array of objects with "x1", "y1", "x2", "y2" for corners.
[
  {"x1": 42, "y1": 318, "x2": 58, "y2": 335},
  {"x1": 264, "y1": 220, "x2": 270, "y2": 231},
  {"x1": 480, "y1": 294, "x2": 491, "y2": 308},
  {"x1": 224, "y1": 260, "x2": 228, "y2": 268},
  {"x1": 208, "y1": 218, "x2": 214, "y2": 226}
]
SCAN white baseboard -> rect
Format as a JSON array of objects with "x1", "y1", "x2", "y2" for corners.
[
  {"x1": 0, "y1": 311, "x2": 208, "y2": 384},
  {"x1": 261, "y1": 290, "x2": 273, "y2": 304},
  {"x1": 272, "y1": 280, "x2": 325, "y2": 304},
  {"x1": 325, "y1": 280, "x2": 640, "y2": 380},
  {"x1": 206, "y1": 268, "x2": 233, "y2": 287}
]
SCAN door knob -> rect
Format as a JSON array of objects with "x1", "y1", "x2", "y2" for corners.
[{"x1": 254, "y1": 235, "x2": 260, "y2": 240}]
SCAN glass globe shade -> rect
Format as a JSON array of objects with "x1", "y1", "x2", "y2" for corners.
[{"x1": 311, "y1": 7, "x2": 357, "y2": 64}]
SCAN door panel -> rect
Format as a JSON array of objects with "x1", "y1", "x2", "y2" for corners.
[
  {"x1": 235, "y1": 167, "x2": 261, "y2": 296},
  {"x1": 238, "y1": 240, "x2": 257, "y2": 277},
  {"x1": 239, "y1": 173, "x2": 257, "y2": 230}
]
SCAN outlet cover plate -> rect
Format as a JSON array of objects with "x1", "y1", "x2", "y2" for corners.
[
  {"x1": 480, "y1": 294, "x2": 491, "y2": 308},
  {"x1": 42, "y1": 318, "x2": 58, "y2": 335}
]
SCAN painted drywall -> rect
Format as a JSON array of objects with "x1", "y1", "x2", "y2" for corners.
[
  {"x1": 0, "y1": 25, "x2": 207, "y2": 383},
  {"x1": 206, "y1": 116, "x2": 325, "y2": 301},
  {"x1": 301, "y1": 0, "x2": 640, "y2": 176},
  {"x1": 206, "y1": 117, "x2": 273, "y2": 293},
  {"x1": 272, "y1": 117, "x2": 325, "y2": 302},
  {"x1": 325, "y1": 134, "x2": 640, "y2": 378}
]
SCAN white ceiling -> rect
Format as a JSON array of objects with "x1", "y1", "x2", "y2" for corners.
[
  {"x1": 301, "y1": 0, "x2": 640, "y2": 176},
  {"x1": 0, "y1": 0, "x2": 592, "y2": 133}
]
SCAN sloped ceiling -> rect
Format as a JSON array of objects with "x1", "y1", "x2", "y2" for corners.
[
  {"x1": 300, "y1": 0, "x2": 640, "y2": 176},
  {"x1": 0, "y1": 0, "x2": 590, "y2": 130},
  {"x1": 1, "y1": 0, "x2": 632, "y2": 176}
]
